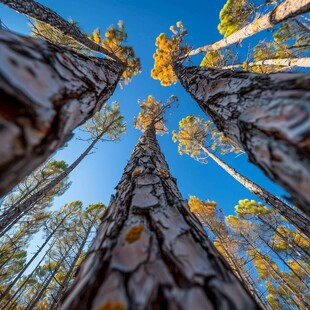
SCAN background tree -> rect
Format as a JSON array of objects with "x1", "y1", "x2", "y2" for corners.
[
  {"x1": 172, "y1": 115, "x2": 310, "y2": 236},
  {"x1": 0, "y1": 159, "x2": 70, "y2": 237}
]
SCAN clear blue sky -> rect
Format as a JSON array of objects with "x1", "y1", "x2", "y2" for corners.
[{"x1": 0, "y1": 0, "x2": 289, "y2": 216}]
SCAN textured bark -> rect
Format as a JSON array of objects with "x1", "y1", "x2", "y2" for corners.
[
  {"x1": 189, "y1": 0, "x2": 310, "y2": 56},
  {"x1": 174, "y1": 64, "x2": 310, "y2": 216},
  {"x1": 221, "y1": 57, "x2": 310, "y2": 70},
  {"x1": 0, "y1": 134, "x2": 102, "y2": 236},
  {"x1": 199, "y1": 144, "x2": 310, "y2": 236},
  {"x1": 0, "y1": 28, "x2": 123, "y2": 197},
  {"x1": 61, "y1": 124, "x2": 258, "y2": 309},
  {"x1": 0, "y1": 0, "x2": 124, "y2": 63}
]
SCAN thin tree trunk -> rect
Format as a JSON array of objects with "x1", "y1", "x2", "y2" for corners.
[
  {"x1": 0, "y1": 239, "x2": 56, "y2": 309},
  {"x1": 25, "y1": 244, "x2": 74, "y2": 310},
  {"x1": 50, "y1": 215, "x2": 97, "y2": 310},
  {"x1": 0, "y1": 134, "x2": 103, "y2": 236},
  {"x1": 199, "y1": 144, "x2": 310, "y2": 236},
  {"x1": 0, "y1": 0, "x2": 124, "y2": 63},
  {"x1": 0, "y1": 209, "x2": 76, "y2": 302},
  {"x1": 241, "y1": 232, "x2": 309, "y2": 309},
  {"x1": 189, "y1": 0, "x2": 310, "y2": 56},
  {"x1": 0, "y1": 28, "x2": 123, "y2": 197},
  {"x1": 174, "y1": 63, "x2": 310, "y2": 216},
  {"x1": 61, "y1": 123, "x2": 258, "y2": 309},
  {"x1": 196, "y1": 211, "x2": 270, "y2": 309},
  {"x1": 220, "y1": 57, "x2": 310, "y2": 70}
]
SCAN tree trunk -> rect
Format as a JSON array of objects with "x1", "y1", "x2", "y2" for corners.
[
  {"x1": 174, "y1": 63, "x2": 310, "y2": 216},
  {"x1": 221, "y1": 57, "x2": 310, "y2": 70},
  {"x1": 0, "y1": 0, "x2": 124, "y2": 62},
  {"x1": 199, "y1": 144, "x2": 310, "y2": 236},
  {"x1": 0, "y1": 134, "x2": 102, "y2": 236},
  {"x1": 189, "y1": 0, "x2": 310, "y2": 56},
  {"x1": 0, "y1": 28, "x2": 123, "y2": 198},
  {"x1": 61, "y1": 124, "x2": 258, "y2": 309}
]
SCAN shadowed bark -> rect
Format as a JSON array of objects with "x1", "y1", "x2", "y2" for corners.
[
  {"x1": 61, "y1": 124, "x2": 258, "y2": 309},
  {"x1": 0, "y1": 28, "x2": 123, "y2": 197},
  {"x1": 173, "y1": 63, "x2": 310, "y2": 217}
]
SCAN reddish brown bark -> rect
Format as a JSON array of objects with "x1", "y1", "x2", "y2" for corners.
[
  {"x1": 61, "y1": 124, "x2": 257, "y2": 309},
  {"x1": 0, "y1": 29, "x2": 123, "y2": 197}
]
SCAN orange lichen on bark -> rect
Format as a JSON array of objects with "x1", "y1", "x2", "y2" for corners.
[
  {"x1": 159, "y1": 169, "x2": 169, "y2": 178},
  {"x1": 132, "y1": 169, "x2": 142, "y2": 176},
  {"x1": 124, "y1": 225, "x2": 144, "y2": 243},
  {"x1": 96, "y1": 300, "x2": 125, "y2": 310}
]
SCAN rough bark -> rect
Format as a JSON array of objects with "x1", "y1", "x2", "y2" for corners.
[
  {"x1": 61, "y1": 124, "x2": 258, "y2": 309},
  {"x1": 0, "y1": 134, "x2": 102, "y2": 236},
  {"x1": 189, "y1": 0, "x2": 310, "y2": 56},
  {"x1": 0, "y1": 0, "x2": 124, "y2": 63},
  {"x1": 174, "y1": 63, "x2": 310, "y2": 216},
  {"x1": 221, "y1": 57, "x2": 310, "y2": 70},
  {"x1": 199, "y1": 144, "x2": 310, "y2": 236},
  {"x1": 0, "y1": 28, "x2": 123, "y2": 197}
]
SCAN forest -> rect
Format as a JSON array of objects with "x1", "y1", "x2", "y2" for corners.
[{"x1": 0, "y1": 0, "x2": 309, "y2": 309}]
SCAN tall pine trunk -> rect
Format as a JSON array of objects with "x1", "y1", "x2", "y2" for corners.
[
  {"x1": 174, "y1": 64, "x2": 310, "y2": 216},
  {"x1": 0, "y1": 134, "x2": 103, "y2": 236},
  {"x1": 0, "y1": 28, "x2": 123, "y2": 197},
  {"x1": 198, "y1": 144, "x2": 310, "y2": 236},
  {"x1": 61, "y1": 124, "x2": 257, "y2": 309}
]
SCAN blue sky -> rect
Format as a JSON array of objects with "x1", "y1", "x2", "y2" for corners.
[{"x1": 0, "y1": 0, "x2": 290, "y2": 216}]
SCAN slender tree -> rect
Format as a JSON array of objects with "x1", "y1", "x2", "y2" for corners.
[
  {"x1": 0, "y1": 28, "x2": 123, "y2": 197},
  {"x1": 50, "y1": 203, "x2": 106, "y2": 310},
  {"x1": 61, "y1": 96, "x2": 257, "y2": 309},
  {"x1": 0, "y1": 102, "x2": 125, "y2": 235},
  {"x1": 188, "y1": 0, "x2": 310, "y2": 56},
  {"x1": 172, "y1": 115, "x2": 310, "y2": 236},
  {"x1": 188, "y1": 196, "x2": 271, "y2": 309}
]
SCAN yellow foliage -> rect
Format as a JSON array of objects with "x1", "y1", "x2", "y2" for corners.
[
  {"x1": 235, "y1": 199, "x2": 271, "y2": 216},
  {"x1": 134, "y1": 95, "x2": 174, "y2": 135},
  {"x1": 200, "y1": 50, "x2": 224, "y2": 68},
  {"x1": 151, "y1": 22, "x2": 189, "y2": 86},
  {"x1": 188, "y1": 196, "x2": 217, "y2": 217},
  {"x1": 218, "y1": 0, "x2": 253, "y2": 37},
  {"x1": 124, "y1": 225, "x2": 144, "y2": 243},
  {"x1": 89, "y1": 21, "x2": 141, "y2": 86}
]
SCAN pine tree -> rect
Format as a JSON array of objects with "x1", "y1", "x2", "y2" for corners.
[
  {"x1": 0, "y1": 160, "x2": 70, "y2": 237},
  {"x1": 188, "y1": 0, "x2": 310, "y2": 56},
  {"x1": 172, "y1": 115, "x2": 310, "y2": 236},
  {"x1": 61, "y1": 96, "x2": 257, "y2": 309}
]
